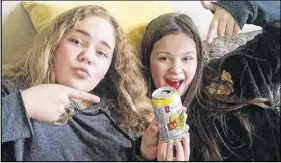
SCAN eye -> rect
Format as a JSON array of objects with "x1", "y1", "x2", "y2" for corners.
[
  {"x1": 69, "y1": 38, "x2": 83, "y2": 46},
  {"x1": 182, "y1": 56, "x2": 194, "y2": 62},
  {"x1": 159, "y1": 56, "x2": 168, "y2": 61},
  {"x1": 97, "y1": 50, "x2": 108, "y2": 58}
]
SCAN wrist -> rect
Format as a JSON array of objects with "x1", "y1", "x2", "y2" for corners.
[
  {"x1": 140, "y1": 144, "x2": 157, "y2": 160},
  {"x1": 20, "y1": 89, "x2": 33, "y2": 118}
]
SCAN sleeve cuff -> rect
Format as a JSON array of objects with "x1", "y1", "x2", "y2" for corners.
[{"x1": 2, "y1": 90, "x2": 34, "y2": 142}]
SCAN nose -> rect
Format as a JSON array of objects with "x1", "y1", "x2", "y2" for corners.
[
  {"x1": 169, "y1": 60, "x2": 182, "y2": 74},
  {"x1": 78, "y1": 48, "x2": 95, "y2": 65}
]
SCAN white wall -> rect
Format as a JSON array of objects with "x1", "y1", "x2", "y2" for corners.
[{"x1": 170, "y1": 1, "x2": 261, "y2": 39}]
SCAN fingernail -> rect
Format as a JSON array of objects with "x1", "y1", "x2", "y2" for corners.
[{"x1": 95, "y1": 96, "x2": 101, "y2": 103}]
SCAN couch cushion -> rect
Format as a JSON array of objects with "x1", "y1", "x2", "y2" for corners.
[
  {"x1": 22, "y1": 1, "x2": 173, "y2": 54},
  {"x1": 2, "y1": 1, "x2": 173, "y2": 64}
]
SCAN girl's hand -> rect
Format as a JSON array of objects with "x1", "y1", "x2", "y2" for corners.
[
  {"x1": 140, "y1": 118, "x2": 159, "y2": 160},
  {"x1": 157, "y1": 133, "x2": 190, "y2": 161},
  {"x1": 201, "y1": 0, "x2": 241, "y2": 43},
  {"x1": 141, "y1": 106, "x2": 188, "y2": 160},
  {"x1": 21, "y1": 84, "x2": 100, "y2": 123}
]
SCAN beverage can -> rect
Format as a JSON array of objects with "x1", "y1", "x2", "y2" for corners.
[{"x1": 151, "y1": 87, "x2": 188, "y2": 142}]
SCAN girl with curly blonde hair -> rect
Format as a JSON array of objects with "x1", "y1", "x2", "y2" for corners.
[{"x1": 2, "y1": 5, "x2": 153, "y2": 161}]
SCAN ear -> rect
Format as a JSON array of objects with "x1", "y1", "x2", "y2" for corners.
[
  {"x1": 53, "y1": 40, "x2": 62, "y2": 57},
  {"x1": 55, "y1": 40, "x2": 61, "y2": 48}
]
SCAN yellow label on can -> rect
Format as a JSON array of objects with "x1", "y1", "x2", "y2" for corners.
[
  {"x1": 152, "y1": 92, "x2": 180, "y2": 106},
  {"x1": 168, "y1": 113, "x2": 184, "y2": 131},
  {"x1": 152, "y1": 97, "x2": 172, "y2": 106}
]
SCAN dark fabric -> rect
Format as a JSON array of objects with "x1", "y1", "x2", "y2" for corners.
[
  {"x1": 212, "y1": 1, "x2": 280, "y2": 29},
  {"x1": 189, "y1": 0, "x2": 280, "y2": 161},
  {"x1": 1, "y1": 78, "x2": 143, "y2": 161}
]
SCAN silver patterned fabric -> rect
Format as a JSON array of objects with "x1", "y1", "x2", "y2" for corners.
[{"x1": 203, "y1": 30, "x2": 262, "y2": 59}]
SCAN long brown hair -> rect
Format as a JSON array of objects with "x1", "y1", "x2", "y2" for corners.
[
  {"x1": 141, "y1": 13, "x2": 204, "y2": 107},
  {"x1": 141, "y1": 13, "x2": 275, "y2": 160},
  {"x1": 3, "y1": 5, "x2": 153, "y2": 137}
]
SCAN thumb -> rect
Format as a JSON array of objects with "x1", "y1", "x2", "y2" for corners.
[
  {"x1": 201, "y1": 0, "x2": 216, "y2": 12},
  {"x1": 147, "y1": 118, "x2": 159, "y2": 136},
  {"x1": 143, "y1": 118, "x2": 159, "y2": 144}
]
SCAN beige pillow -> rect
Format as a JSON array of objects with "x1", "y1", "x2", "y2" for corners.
[
  {"x1": 3, "y1": 1, "x2": 173, "y2": 65},
  {"x1": 2, "y1": 3, "x2": 37, "y2": 65}
]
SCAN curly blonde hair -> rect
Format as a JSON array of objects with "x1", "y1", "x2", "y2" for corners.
[{"x1": 3, "y1": 5, "x2": 153, "y2": 137}]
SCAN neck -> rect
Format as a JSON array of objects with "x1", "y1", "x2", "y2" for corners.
[{"x1": 74, "y1": 99, "x2": 93, "y2": 109}]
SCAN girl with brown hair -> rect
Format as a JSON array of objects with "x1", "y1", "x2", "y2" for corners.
[{"x1": 140, "y1": 0, "x2": 280, "y2": 161}]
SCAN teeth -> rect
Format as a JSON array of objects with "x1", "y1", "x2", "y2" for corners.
[
  {"x1": 169, "y1": 80, "x2": 181, "y2": 82},
  {"x1": 166, "y1": 79, "x2": 183, "y2": 89}
]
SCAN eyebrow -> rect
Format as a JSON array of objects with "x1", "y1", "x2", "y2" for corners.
[
  {"x1": 74, "y1": 29, "x2": 113, "y2": 50},
  {"x1": 155, "y1": 51, "x2": 196, "y2": 56}
]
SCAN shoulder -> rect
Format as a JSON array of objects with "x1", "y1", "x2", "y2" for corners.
[{"x1": 2, "y1": 78, "x2": 19, "y2": 96}]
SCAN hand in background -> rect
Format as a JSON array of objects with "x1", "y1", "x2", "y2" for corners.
[
  {"x1": 21, "y1": 84, "x2": 100, "y2": 123},
  {"x1": 201, "y1": 0, "x2": 241, "y2": 43}
]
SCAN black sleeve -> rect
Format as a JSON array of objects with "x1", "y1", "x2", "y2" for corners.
[
  {"x1": 1, "y1": 79, "x2": 34, "y2": 143},
  {"x1": 212, "y1": 1, "x2": 280, "y2": 29}
]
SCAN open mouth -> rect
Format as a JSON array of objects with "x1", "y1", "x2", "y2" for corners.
[{"x1": 166, "y1": 79, "x2": 183, "y2": 89}]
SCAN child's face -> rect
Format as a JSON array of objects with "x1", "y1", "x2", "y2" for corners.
[
  {"x1": 150, "y1": 33, "x2": 197, "y2": 95},
  {"x1": 54, "y1": 16, "x2": 115, "y2": 92}
]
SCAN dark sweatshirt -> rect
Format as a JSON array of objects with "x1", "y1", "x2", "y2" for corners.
[
  {"x1": 189, "y1": 0, "x2": 280, "y2": 161},
  {"x1": 1, "y1": 78, "x2": 145, "y2": 161}
]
